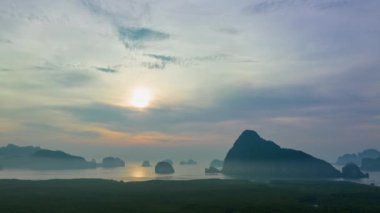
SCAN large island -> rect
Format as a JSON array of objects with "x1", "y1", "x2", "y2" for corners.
[
  {"x1": 223, "y1": 130, "x2": 342, "y2": 178},
  {"x1": 0, "y1": 144, "x2": 125, "y2": 170}
]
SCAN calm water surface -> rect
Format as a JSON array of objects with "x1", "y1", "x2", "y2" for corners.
[
  {"x1": 1, "y1": 162, "x2": 379, "y2": 187},
  {"x1": 0, "y1": 162, "x2": 225, "y2": 182}
]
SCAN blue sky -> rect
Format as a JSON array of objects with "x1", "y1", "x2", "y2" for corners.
[{"x1": 0, "y1": 0, "x2": 379, "y2": 161}]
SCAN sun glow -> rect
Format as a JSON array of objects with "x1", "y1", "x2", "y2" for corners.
[
  {"x1": 131, "y1": 166, "x2": 148, "y2": 178},
  {"x1": 130, "y1": 87, "x2": 153, "y2": 108}
]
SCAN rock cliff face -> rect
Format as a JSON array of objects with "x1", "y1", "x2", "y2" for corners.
[{"x1": 223, "y1": 130, "x2": 342, "y2": 178}]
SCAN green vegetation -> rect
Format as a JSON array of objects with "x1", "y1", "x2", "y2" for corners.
[{"x1": 0, "y1": 179, "x2": 379, "y2": 213}]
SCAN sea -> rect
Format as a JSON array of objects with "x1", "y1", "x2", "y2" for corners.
[{"x1": 0, "y1": 161, "x2": 379, "y2": 187}]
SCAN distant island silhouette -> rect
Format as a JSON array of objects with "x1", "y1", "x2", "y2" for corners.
[
  {"x1": 101, "y1": 157, "x2": 125, "y2": 168},
  {"x1": 342, "y1": 163, "x2": 369, "y2": 179},
  {"x1": 0, "y1": 130, "x2": 372, "y2": 178},
  {"x1": 336, "y1": 149, "x2": 380, "y2": 171},
  {"x1": 0, "y1": 144, "x2": 124, "y2": 170},
  {"x1": 155, "y1": 161, "x2": 175, "y2": 174},
  {"x1": 336, "y1": 149, "x2": 380, "y2": 166},
  {"x1": 362, "y1": 157, "x2": 380, "y2": 171},
  {"x1": 209, "y1": 159, "x2": 223, "y2": 168},
  {"x1": 222, "y1": 130, "x2": 367, "y2": 179},
  {"x1": 141, "y1": 160, "x2": 151, "y2": 167},
  {"x1": 179, "y1": 159, "x2": 197, "y2": 165}
]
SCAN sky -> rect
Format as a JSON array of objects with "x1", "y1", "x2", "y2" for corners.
[{"x1": 0, "y1": 0, "x2": 379, "y2": 162}]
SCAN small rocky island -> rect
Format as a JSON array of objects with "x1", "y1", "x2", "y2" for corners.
[
  {"x1": 155, "y1": 161, "x2": 175, "y2": 174},
  {"x1": 210, "y1": 159, "x2": 224, "y2": 168},
  {"x1": 361, "y1": 157, "x2": 380, "y2": 171},
  {"x1": 205, "y1": 166, "x2": 221, "y2": 174},
  {"x1": 101, "y1": 157, "x2": 125, "y2": 168},
  {"x1": 161, "y1": 159, "x2": 173, "y2": 165},
  {"x1": 342, "y1": 163, "x2": 369, "y2": 179},
  {"x1": 141, "y1": 160, "x2": 151, "y2": 167},
  {"x1": 179, "y1": 159, "x2": 197, "y2": 165},
  {"x1": 223, "y1": 130, "x2": 343, "y2": 178}
]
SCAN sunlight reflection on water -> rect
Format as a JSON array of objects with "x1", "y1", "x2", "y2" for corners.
[
  {"x1": 0, "y1": 162, "x2": 225, "y2": 182},
  {"x1": 1, "y1": 162, "x2": 379, "y2": 187}
]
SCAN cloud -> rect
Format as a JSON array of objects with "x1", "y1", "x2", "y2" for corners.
[
  {"x1": 0, "y1": 38, "x2": 12, "y2": 44},
  {"x1": 141, "y1": 62, "x2": 166, "y2": 70},
  {"x1": 59, "y1": 103, "x2": 202, "y2": 133},
  {"x1": 141, "y1": 53, "x2": 248, "y2": 70},
  {"x1": 269, "y1": 116, "x2": 321, "y2": 127},
  {"x1": 246, "y1": 0, "x2": 362, "y2": 14},
  {"x1": 140, "y1": 53, "x2": 255, "y2": 69},
  {"x1": 142, "y1": 54, "x2": 177, "y2": 70},
  {"x1": 57, "y1": 84, "x2": 347, "y2": 133},
  {"x1": 145, "y1": 54, "x2": 176, "y2": 63},
  {"x1": 80, "y1": 0, "x2": 150, "y2": 24},
  {"x1": 0, "y1": 68, "x2": 12, "y2": 72},
  {"x1": 70, "y1": 130, "x2": 101, "y2": 138},
  {"x1": 191, "y1": 54, "x2": 229, "y2": 62},
  {"x1": 217, "y1": 27, "x2": 239, "y2": 35},
  {"x1": 316, "y1": 0, "x2": 359, "y2": 10},
  {"x1": 31, "y1": 62, "x2": 95, "y2": 87},
  {"x1": 95, "y1": 66, "x2": 118, "y2": 73},
  {"x1": 54, "y1": 72, "x2": 94, "y2": 87},
  {"x1": 62, "y1": 103, "x2": 129, "y2": 125},
  {"x1": 191, "y1": 54, "x2": 257, "y2": 64},
  {"x1": 118, "y1": 27, "x2": 169, "y2": 49}
]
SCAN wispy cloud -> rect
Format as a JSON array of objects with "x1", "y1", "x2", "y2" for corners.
[
  {"x1": 31, "y1": 62, "x2": 95, "y2": 87},
  {"x1": 0, "y1": 68, "x2": 12, "y2": 72},
  {"x1": 216, "y1": 27, "x2": 239, "y2": 35},
  {"x1": 140, "y1": 53, "x2": 256, "y2": 69},
  {"x1": 95, "y1": 66, "x2": 118, "y2": 73},
  {"x1": 0, "y1": 38, "x2": 12, "y2": 44},
  {"x1": 270, "y1": 116, "x2": 321, "y2": 127},
  {"x1": 145, "y1": 54, "x2": 176, "y2": 63},
  {"x1": 80, "y1": 0, "x2": 150, "y2": 24},
  {"x1": 191, "y1": 54, "x2": 229, "y2": 62},
  {"x1": 142, "y1": 54, "x2": 177, "y2": 70},
  {"x1": 118, "y1": 27, "x2": 169, "y2": 49},
  {"x1": 246, "y1": 0, "x2": 362, "y2": 14}
]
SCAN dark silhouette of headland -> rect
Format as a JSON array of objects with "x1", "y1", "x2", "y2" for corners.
[
  {"x1": 0, "y1": 144, "x2": 124, "y2": 170},
  {"x1": 223, "y1": 130, "x2": 367, "y2": 179}
]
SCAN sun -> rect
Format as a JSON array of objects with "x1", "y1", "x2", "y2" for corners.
[{"x1": 130, "y1": 87, "x2": 152, "y2": 108}]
